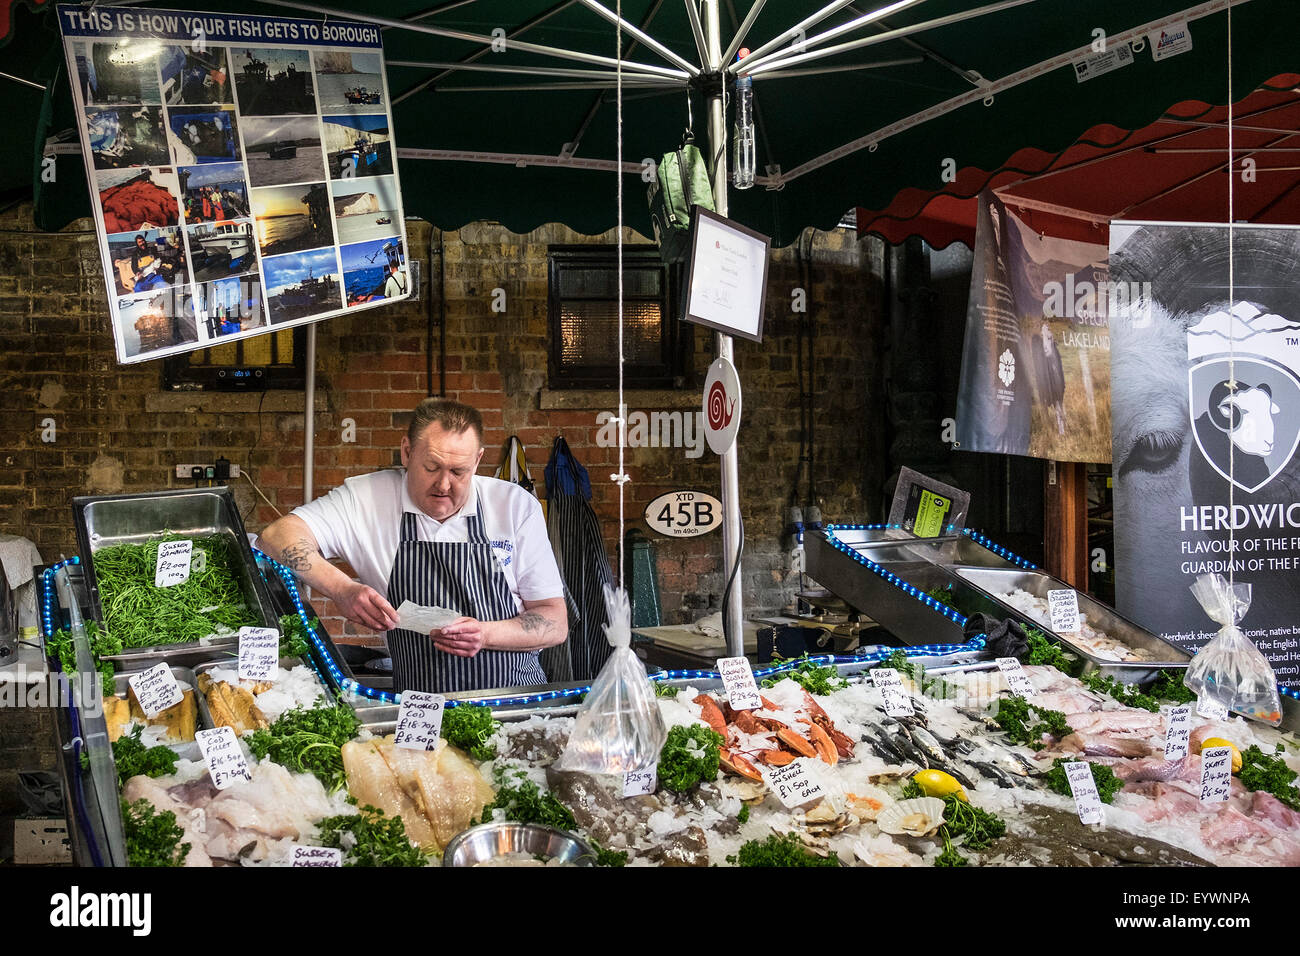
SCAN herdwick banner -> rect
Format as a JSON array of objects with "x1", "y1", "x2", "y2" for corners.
[{"x1": 1109, "y1": 221, "x2": 1300, "y2": 688}]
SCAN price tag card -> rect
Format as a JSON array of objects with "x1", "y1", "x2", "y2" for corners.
[
  {"x1": 1163, "y1": 706, "x2": 1192, "y2": 760},
  {"x1": 869, "y1": 668, "x2": 915, "y2": 717},
  {"x1": 1047, "y1": 589, "x2": 1081, "y2": 633},
  {"x1": 394, "y1": 691, "x2": 446, "y2": 751},
  {"x1": 127, "y1": 662, "x2": 184, "y2": 718},
  {"x1": 996, "y1": 658, "x2": 1037, "y2": 698},
  {"x1": 238, "y1": 627, "x2": 280, "y2": 682},
  {"x1": 154, "y1": 539, "x2": 193, "y2": 588},
  {"x1": 763, "y1": 760, "x2": 826, "y2": 809},
  {"x1": 1196, "y1": 696, "x2": 1230, "y2": 721},
  {"x1": 1199, "y1": 746, "x2": 1233, "y2": 803},
  {"x1": 290, "y1": 845, "x2": 342, "y2": 867},
  {"x1": 1062, "y1": 760, "x2": 1104, "y2": 825},
  {"x1": 196, "y1": 726, "x2": 252, "y2": 790},
  {"x1": 717, "y1": 656, "x2": 763, "y2": 712},
  {"x1": 622, "y1": 768, "x2": 657, "y2": 798}
]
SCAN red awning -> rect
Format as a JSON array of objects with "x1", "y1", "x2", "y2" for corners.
[{"x1": 858, "y1": 73, "x2": 1300, "y2": 248}]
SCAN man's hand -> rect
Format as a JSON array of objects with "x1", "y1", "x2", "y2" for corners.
[
  {"x1": 337, "y1": 581, "x2": 399, "y2": 631},
  {"x1": 432, "y1": 617, "x2": 486, "y2": 658}
]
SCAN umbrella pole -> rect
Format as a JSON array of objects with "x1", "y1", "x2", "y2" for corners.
[{"x1": 702, "y1": 0, "x2": 745, "y2": 657}]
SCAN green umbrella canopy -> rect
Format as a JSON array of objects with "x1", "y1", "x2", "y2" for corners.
[{"x1": 14, "y1": 0, "x2": 1299, "y2": 242}]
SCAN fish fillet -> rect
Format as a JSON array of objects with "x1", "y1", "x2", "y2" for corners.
[
  {"x1": 341, "y1": 738, "x2": 439, "y2": 850},
  {"x1": 121, "y1": 775, "x2": 213, "y2": 867},
  {"x1": 377, "y1": 736, "x2": 496, "y2": 850}
]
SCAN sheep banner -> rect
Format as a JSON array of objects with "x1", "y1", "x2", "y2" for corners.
[
  {"x1": 955, "y1": 192, "x2": 1113, "y2": 463},
  {"x1": 1109, "y1": 222, "x2": 1300, "y2": 688}
]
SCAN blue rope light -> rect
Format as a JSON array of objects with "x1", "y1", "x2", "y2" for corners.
[
  {"x1": 960, "y1": 528, "x2": 1038, "y2": 570},
  {"x1": 40, "y1": 557, "x2": 81, "y2": 639},
  {"x1": 823, "y1": 526, "x2": 971, "y2": 628},
  {"x1": 40, "y1": 549, "x2": 1300, "y2": 707}
]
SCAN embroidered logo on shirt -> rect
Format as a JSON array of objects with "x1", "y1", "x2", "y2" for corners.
[{"x1": 491, "y1": 539, "x2": 514, "y2": 569}]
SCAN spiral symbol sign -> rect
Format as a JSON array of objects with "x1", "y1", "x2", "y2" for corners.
[
  {"x1": 707, "y1": 380, "x2": 734, "y2": 430},
  {"x1": 703, "y1": 358, "x2": 742, "y2": 455}
]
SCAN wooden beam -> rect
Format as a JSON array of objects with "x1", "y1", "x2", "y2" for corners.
[{"x1": 1044, "y1": 460, "x2": 1088, "y2": 589}]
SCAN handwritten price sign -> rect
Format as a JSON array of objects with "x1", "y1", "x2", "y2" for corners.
[
  {"x1": 394, "y1": 691, "x2": 446, "y2": 751},
  {"x1": 717, "y1": 656, "x2": 762, "y2": 712},
  {"x1": 763, "y1": 760, "x2": 826, "y2": 809},
  {"x1": 196, "y1": 726, "x2": 252, "y2": 791},
  {"x1": 127, "y1": 662, "x2": 184, "y2": 718},
  {"x1": 238, "y1": 627, "x2": 280, "y2": 683},
  {"x1": 154, "y1": 539, "x2": 193, "y2": 588},
  {"x1": 1199, "y1": 746, "x2": 1233, "y2": 804},
  {"x1": 869, "y1": 667, "x2": 915, "y2": 717}
]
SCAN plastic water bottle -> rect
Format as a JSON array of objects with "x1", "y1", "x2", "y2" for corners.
[{"x1": 732, "y1": 49, "x2": 755, "y2": 190}]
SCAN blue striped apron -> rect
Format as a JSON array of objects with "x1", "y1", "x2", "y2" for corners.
[{"x1": 384, "y1": 510, "x2": 547, "y2": 693}]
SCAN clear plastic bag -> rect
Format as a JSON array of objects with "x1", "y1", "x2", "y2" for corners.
[
  {"x1": 1183, "y1": 573, "x2": 1282, "y2": 726},
  {"x1": 557, "y1": 585, "x2": 668, "y2": 773}
]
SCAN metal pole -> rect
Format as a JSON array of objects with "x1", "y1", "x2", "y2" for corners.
[
  {"x1": 702, "y1": 0, "x2": 745, "y2": 657},
  {"x1": 304, "y1": 323, "x2": 317, "y2": 505}
]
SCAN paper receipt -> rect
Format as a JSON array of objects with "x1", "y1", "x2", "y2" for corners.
[{"x1": 396, "y1": 600, "x2": 462, "y2": 633}]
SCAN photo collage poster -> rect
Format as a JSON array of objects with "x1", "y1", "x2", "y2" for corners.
[{"x1": 57, "y1": 5, "x2": 412, "y2": 364}]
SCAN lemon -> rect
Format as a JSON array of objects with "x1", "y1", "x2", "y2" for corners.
[
  {"x1": 913, "y1": 769, "x2": 968, "y2": 802},
  {"x1": 1200, "y1": 737, "x2": 1242, "y2": 774}
]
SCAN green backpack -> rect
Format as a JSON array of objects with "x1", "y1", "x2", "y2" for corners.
[{"x1": 647, "y1": 143, "x2": 715, "y2": 264}]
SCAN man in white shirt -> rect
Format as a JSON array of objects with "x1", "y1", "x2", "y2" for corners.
[{"x1": 256, "y1": 398, "x2": 567, "y2": 693}]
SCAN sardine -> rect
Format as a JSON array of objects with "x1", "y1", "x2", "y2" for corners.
[
  {"x1": 970, "y1": 760, "x2": 1016, "y2": 788},
  {"x1": 907, "y1": 725, "x2": 951, "y2": 762},
  {"x1": 866, "y1": 736, "x2": 905, "y2": 764},
  {"x1": 863, "y1": 727, "x2": 907, "y2": 764}
]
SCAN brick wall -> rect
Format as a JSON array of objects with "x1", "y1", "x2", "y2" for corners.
[{"x1": 0, "y1": 204, "x2": 887, "y2": 647}]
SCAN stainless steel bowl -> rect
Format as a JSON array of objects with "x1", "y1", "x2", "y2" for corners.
[{"x1": 441, "y1": 822, "x2": 596, "y2": 867}]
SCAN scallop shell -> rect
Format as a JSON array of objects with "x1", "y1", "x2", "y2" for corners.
[{"x1": 875, "y1": 797, "x2": 946, "y2": 837}]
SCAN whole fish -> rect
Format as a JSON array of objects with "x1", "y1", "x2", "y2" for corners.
[
  {"x1": 969, "y1": 760, "x2": 1016, "y2": 788},
  {"x1": 907, "y1": 725, "x2": 952, "y2": 763},
  {"x1": 863, "y1": 726, "x2": 907, "y2": 764}
]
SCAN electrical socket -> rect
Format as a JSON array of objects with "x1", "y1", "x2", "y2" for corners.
[{"x1": 174, "y1": 463, "x2": 241, "y2": 479}]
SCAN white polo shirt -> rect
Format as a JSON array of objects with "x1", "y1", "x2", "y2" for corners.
[{"x1": 292, "y1": 470, "x2": 564, "y2": 613}]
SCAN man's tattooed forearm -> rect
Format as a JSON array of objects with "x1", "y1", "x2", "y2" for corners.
[
  {"x1": 519, "y1": 611, "x2": 555, "y2": 637},
  {"x1": 280, "y1": 538, "x2": 317, "y2": 572}
]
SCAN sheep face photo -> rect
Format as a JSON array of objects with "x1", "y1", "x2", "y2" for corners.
[{"x1": 1109, "y1": 223, "x2": 1300, "y2": 673}]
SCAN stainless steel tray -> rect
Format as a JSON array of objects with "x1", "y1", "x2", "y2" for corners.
[
  {"x1": 191, "y1": 655, "x2": 333, "y2": 733},
  {"x1": 111, "y1": 664, "x2": 207, "y2": 761},
  {"x1": 72, "y1": 488, "x2": 277, "y2": 662},
  {"x1": 807, "y1": 531, "x2": 996, "y2": 647},
  {"x1": 951, "y1": 566, "x2": 1191, "y2": 683}
]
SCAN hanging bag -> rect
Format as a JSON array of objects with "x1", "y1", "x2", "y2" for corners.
[
  {"x1": 647, "y1": 141, "x2": 715, "y2": 264},
  {"x1": 1183, "y1": 573, "x2": 1282, "y2": 725}
]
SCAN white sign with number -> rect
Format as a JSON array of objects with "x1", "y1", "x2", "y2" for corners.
[
  {"x1": 290, "y1": 845, "x2": 343, "y2": 867},
  {"x1": 996, "y1": 657, "x2": 1037, "y2": 698},
  {"x1": 869, "y1": 668, "x2": 915, "y2": 717},
  {"x1": 717, "y1": 656, "x2": 763, "y2": 712},
  {"x1": 238, "y1": 627, "x2": 280, "y2": 683},
  {"x1": 1047, "y1": 589, "x2": 1081, "y2": 633},
  {"x1": 763, "y1": 760, "x2": 826, "y2": 808},
  {"x1": 154, "y1": 540, "x2": 193, "y2": 588},
  {"x1": 1164, "y1": 706, "x2": 1191, "y2": 760},
  {"x1": 127, "y1": 662, "x2": 184, "y2": 719},
  {"x1": 1199, "y1": 746, "x2": 1233, "y2": 803},
  {"x1": 622, "y1": 768, "x2": 657, "y2": 798},
  {"x1": 394, "y1": 691, "x2": 446, "y2": 751},
  {"x1": 643, "y1": 491, "x2": 723, "y2": 538},
  {"x1": 1196, "y1": 696, "x2": 1230, "y2": 722},
  {"x1": 196, "y1": 726, "x2": 252, "y2": 791},
  {"x1": 1062, "y1": 760, "x2": 1104, "y2": 825}
]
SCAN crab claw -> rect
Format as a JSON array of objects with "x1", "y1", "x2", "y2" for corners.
[
  {"x1": 801, "y1": 690, "x2": 830, "y2": 722},
  {"x1": 819, "y1": 720, "x2": 855, "y2": 759},
  {"x1": 776, "y1": 725, "x2": 818, "y2": 759},
  {"x1": 756, "y1": 748, "x2": 796, "y2": 767},
  {"x1": 759, "y1": 695, "x2": 781, "y2": 711},
  {"x1": 803, "y1": 719, "x2": 839, "y2": 766},
  {"x1": 733, "y1": 709, "x2": 768, "y2": 735},
  {"x1": 693, "y1": 694, "x2": 730, "y2": 740},
  {"x1": 720, "y1": 747, "x2": 764, "y2": 782}
]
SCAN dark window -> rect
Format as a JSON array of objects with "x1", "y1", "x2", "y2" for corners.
[
  {"x1": 162, "y1": 326, "x2": 308, "y2": 390},
  {"x1": 548, "y1": 246, "x2": 690, "y2": 389}
]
